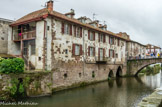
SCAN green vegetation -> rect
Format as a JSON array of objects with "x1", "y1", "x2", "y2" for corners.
[
  {"x1": 7, "y1": 77, "x2": 31, "y2": 98},
  {"x1": 0, "y1": 58, "x2": 24, "y2": 74},
  {"x1": 140, "y1": 64, "x2": 161, "y2": 75}
]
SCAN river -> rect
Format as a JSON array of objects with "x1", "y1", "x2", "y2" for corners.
[{"x1": 21, "y1": 71, "x2": 162, "y2": 107}]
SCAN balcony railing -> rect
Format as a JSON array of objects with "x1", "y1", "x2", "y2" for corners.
[
  {"x1": 13, "y1": 30, "x2": 36, "y2": 41},
  {"x1": 95, "y1": 56, "x2": 108, "y2": 63}
]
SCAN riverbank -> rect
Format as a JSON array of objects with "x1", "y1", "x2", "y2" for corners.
[{"x1": 138, "y1": 88, "x2": 162, "y2": 107}]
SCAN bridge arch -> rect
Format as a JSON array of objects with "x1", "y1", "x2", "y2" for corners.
[
  {"x1": 108, "y1": 70, "x2": 114, "y2": 78},
  {"x1": 127, "y1": 58, "x2": 162, "y2": 76},
  {"x1": 135, "y1": 63, "x2": 159, "y2": 76},
  {"x1": 116, "y1": 66, "x2": 122, "y2": 77}
]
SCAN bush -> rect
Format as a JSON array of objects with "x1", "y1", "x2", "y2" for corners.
[{"x1": 0, "y1": 58, "x2": 24, "y2": 74}]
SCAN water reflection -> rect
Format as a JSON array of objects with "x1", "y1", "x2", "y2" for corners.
[{"x1": 20, "y1": 72, "x2": 162, "y2": 107}]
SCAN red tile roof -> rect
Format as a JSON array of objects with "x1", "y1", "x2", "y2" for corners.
[{"x1": 11, "y1": 8, "x2": 129, "y2": 41}]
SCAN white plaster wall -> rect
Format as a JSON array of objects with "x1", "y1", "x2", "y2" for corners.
[
  {"x1": 35, "y1": 21, "x2": 44, "y2": 70},
  {"x1": 8, "y1": 27, "x2": 21, "y2": 55}
]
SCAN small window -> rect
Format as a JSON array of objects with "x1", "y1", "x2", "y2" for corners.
[
  {"x1": 65, "y1": 49, "x2": 68, "y2": 54},
  {"x1": 79, "y1": 73, "x2": 81, "y2": 77},
  {"x1": 38, "y1": 57, "x2": 41, "y2": 61},
  {"x1": 64, "y1": 73, "x2": 67, "y2": 79},
  {"x1": 47, "y1": 26, "x2": 50, "y2": 30},
  {"x1": 92, "y1": 71, "x2": 95, "y2": 78}
]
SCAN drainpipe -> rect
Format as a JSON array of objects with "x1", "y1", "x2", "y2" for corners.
[
  {"x1": 43, "y1": 20, "x2": 47, "y2": 71},
  {"x1": 83, "y1": 28, "x2": 85, "y2": 76}
]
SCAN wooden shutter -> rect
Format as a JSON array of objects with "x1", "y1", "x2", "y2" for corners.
[
  {"x1": 72, "y1": 44, "x2": 75, "y2": 55},
  {"x1": 61, "y1": 22, "x2": 64, "y2": 34},
  {"x1": 93, "y1": 32, "x2": 95, "y2": 41},
  {"x1": 118, "y1": 39, "x2": 120, "y2": 46},
  {"x1": 88, "y1": 30, "x2": 90, "y2": 40},
  {"x1": 103, "y1": 34, "x2": 106, "y2": 43},
  {"x1": 103, "y1": 48, "x2": 105, "y2": 58},
  {"x1": 98, "y1": 33, "x2": 100, "y2": 42},
  {"x1": 88, "y1": 46, "x2": 90, "y2": 56},
  {"x1": 80, "y1": 45, "x2": 82, "y2": 55},
  {"x1": 80, "y1": 27, "x2": 82, "y2": 37},
  {"x1": 70, "y1": 24, "x2": 72, "y2": 35},
  {"x1": 93, "y1": 47, "x2": 95, "y2": 56},
  {"x1": 74, "y1": 26, "x2": 76, "y2": 37},
  {"x1": 98, "y1": 48, "x2": 100, "y2": 60}
]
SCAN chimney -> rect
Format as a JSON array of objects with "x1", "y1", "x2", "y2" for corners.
[{"x1": 47, "y1": 0, "x2": 53, "y2": 11}]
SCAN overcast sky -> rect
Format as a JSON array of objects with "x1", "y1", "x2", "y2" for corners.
[{"x1": 0, "y1": 0, "x2": 161, "y2": 47}]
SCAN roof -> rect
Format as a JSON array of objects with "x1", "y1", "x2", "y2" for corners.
[
  {"x1": 10, "y1": 8, "x2": 129, "y2": 41},
  {"x1": 0, "y1": 18, "x2": 13, "y2": 23},
  {"x1": 129, "y1": 40, "x2": 146, "y2": 47}
]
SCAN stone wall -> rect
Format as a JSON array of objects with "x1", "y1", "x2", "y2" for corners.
[
  {"x1": 0, "y1": 19, "x2": 12, "y2": 54},
  {"x1": 52, "y1": 61, "x2": 127, "y2": 91},
  {"x1": 0, "y1": 72, "x2": 52, "y2": 100}
]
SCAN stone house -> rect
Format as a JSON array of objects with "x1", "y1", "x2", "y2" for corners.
[
  {"x1": 3, "y1": 0, "x2": 157, "y2": 89},
  {"x1": 146, "y1": 44, "x2": 161, "y2": 57},
  {"x1": 117, "y1": 32, "x2": 147, "y2": 59},
  {"x1": 0, "y1": 18, "x2": 13, "y2": 54}
]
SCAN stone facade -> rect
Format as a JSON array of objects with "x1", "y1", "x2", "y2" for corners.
[
  {"x1": 0, "y1": 18, "x2": 13, "y2": 54},
  {"x1": 0, "y1": 72, "x2": 52, "y2": 100}
]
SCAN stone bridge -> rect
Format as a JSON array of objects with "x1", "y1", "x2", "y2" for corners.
[{"x1": 127, "y1": 58, "x2": 162, "y2": 76}]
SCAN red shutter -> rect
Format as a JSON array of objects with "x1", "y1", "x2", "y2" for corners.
[
  {"x1": 98, "y1": 48, "x2": 100, "y2": 60},
  {"x1": 109, "y1": 49, "x2": 110, "y2": 57},
  {"x1": 70, "y1": 24, "x2": 72, "y2": 35},
  {"x1": 98, "y1": 33, "x2": 100, "y2": 42},
  {"x1": 103, "y1": 34, "x2": 105, "y2": 43},
  {"x1": 88, "y1": 30, "x2": 90, "y2": 40},
  {"x1": 80, "y1": 27, "x2": 82, "y2": 37},
  {"x1": 72, "y1": 44, "x2": 75, "y2": 55},
  {"x1": 88, "y1": 46, "x2": 90, "y2": 56},
  {"x1": 113, "y1": 50, "x2": 115, "y2": 58},
  {"x1": 103, "y1": 48, "x2": 105, "y2": 58},
  {"x1": 74, "y1": 26, "x2": 76, "y2": 37},
  {"x1": 80, "y1": 45, "x2": 82, "y2": 55},
  {"x1": 93, "y1": 32, "x2": 95, "y2": 41},
  {"x1": 61, "y1": 22, "x2": 64, "y2": 34},
  {"x1": 93, "y1": 47, "x2": 95, "y2": 56}
]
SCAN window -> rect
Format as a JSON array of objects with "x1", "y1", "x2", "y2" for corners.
[
  {"x1": 75, "y1": 45, "x2": 80, "y2": 55},
  {"x1": 73, "y1": 44, "x2": 82, "y2": 56},
  {"x1": 23, "y1": 41, "x2": 28, "y2": 56},
  {"x1": 99, "y1": 34, "x2": 105, "y2": 43},
  {"x1": 110, "y1": 37, "x2": 114, "y2": 45},
  {"x1": 64, "y1": 23, "x2": 69, "y2": 34},
  {"x1": 62, "y1": 22, "x2": 72, "y2": 35},
  {"x1": 89, "y1": 47, "x2": 95, "y2": 56},
  {"x1": 88, "y1": 31, "x2": 95, "y2": 41},
  {"x1": 76, "y1": 27, "x2": 80, "y2": 37},
  {"x1": 109, "y1": 49, "x2": 114, "y2": 58},
  {"x1": 30, "y1": 40, "x2": 35, "y2": 55},
  {"x1": 65, "y1": 49, "x2": 68, "y2": 54}
]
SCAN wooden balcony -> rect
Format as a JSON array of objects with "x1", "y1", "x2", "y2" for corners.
[
  {"x1": 13, "y1": 30, "x2": 36, "y2": 41},
  {"x1": 95, "y1": 57, "x2": 108, "y2": 64}
]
